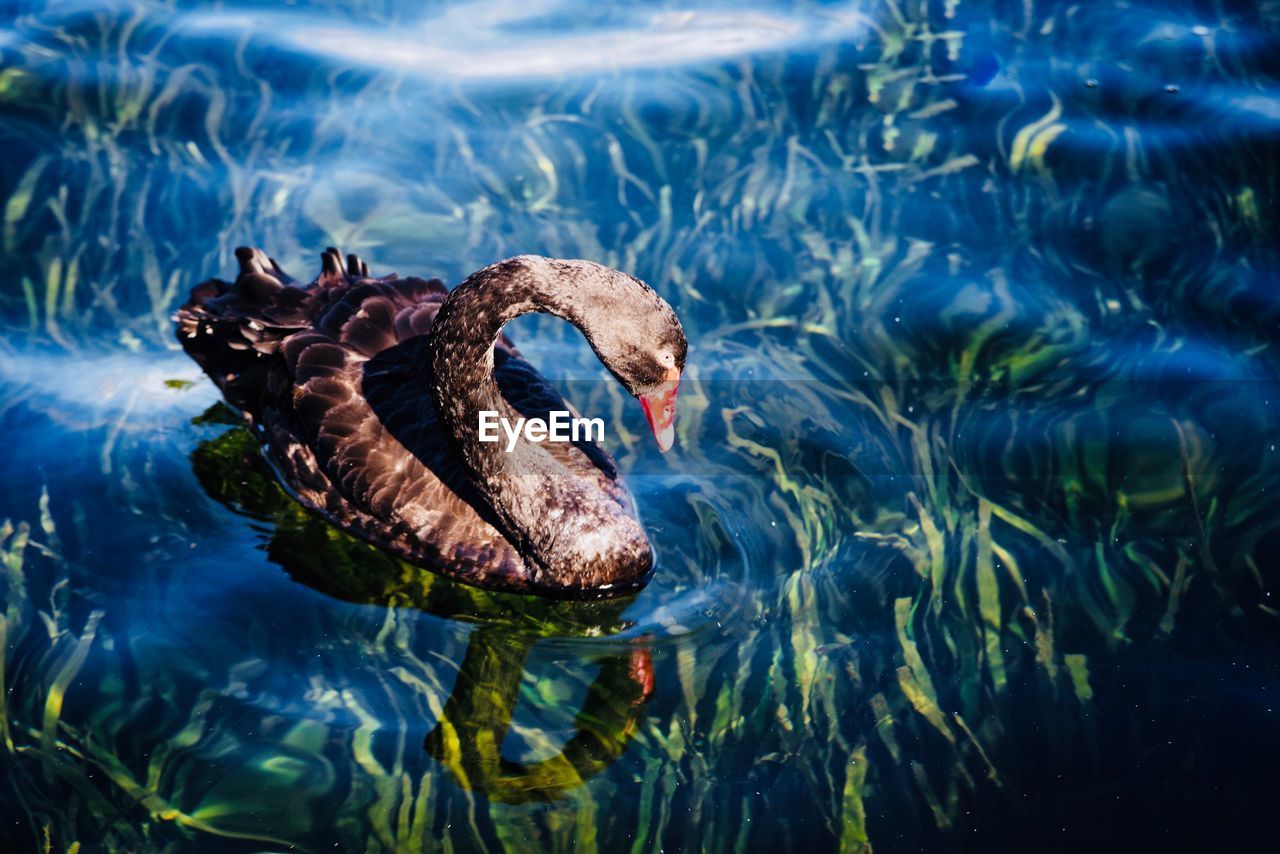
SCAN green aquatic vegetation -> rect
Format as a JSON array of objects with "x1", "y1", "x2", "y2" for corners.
[
  {"x1": 1, "y1": 503, "x2": 157, "y2": 849},
  {"x1": 0, "y1": 463, "x2": 659, "y2": 849},
  {"x1": 2, "y1": 0, "x2": 1280, "y2": 849}
]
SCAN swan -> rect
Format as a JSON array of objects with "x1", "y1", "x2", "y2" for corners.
[{"x1": 176, "y1": 247, "x2": 686, "y2": 597}]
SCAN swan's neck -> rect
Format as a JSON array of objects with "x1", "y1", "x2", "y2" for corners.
[
  {"x1": 426, "y1": 257, "x2": 588, "y2": 482},
  {"x1": 424, "y1": 257, "x2": 649, "y2": 585}
]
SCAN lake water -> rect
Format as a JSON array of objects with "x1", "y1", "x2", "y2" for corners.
[{"x1": 2, "y1": 0, "x2": 1279, "y2": 850}]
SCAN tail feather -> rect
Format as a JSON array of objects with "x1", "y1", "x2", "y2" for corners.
[
  {"x1": 176, "y1": 245, "x2": 442, "y2": 402},
  {"x1": 176, "y1": 246, "x2": 314, "y2": 401}
]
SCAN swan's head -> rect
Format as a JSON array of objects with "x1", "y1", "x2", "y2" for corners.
[
  {"x1": 609, "y1": 302, "x2": 686, "y2": 453},
  {"x1": 452, "y1": 255, "x2": 688, "y2": 452},
  {"x1": 565, "y1": 264, "x2": 687, "y2": 452}
]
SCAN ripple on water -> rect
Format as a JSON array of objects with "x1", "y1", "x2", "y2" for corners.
[{"x1": 180, "y1": 1, "x2": 869, "y2": 81}]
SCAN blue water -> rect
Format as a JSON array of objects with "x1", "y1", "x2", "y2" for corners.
[{"x1": 2, "y1": 0, "x2": 1280, "y2": 850}]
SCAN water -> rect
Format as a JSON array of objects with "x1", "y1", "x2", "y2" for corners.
[{"x1": 2, "y1": 0, "x2": 1279, "y2": 849}]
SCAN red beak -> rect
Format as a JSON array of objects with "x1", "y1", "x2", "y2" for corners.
[{"x1": 638, "y1": 367, "x2": 680, "y2": 452}]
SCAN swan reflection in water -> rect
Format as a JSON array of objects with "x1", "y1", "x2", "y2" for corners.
[{"x1": 189, "y1": 405, "x2": 654, "y2": 803}]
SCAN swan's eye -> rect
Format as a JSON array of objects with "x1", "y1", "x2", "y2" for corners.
[{"x1": 658, "y1": 352, "x2": 675, "y2": 368}]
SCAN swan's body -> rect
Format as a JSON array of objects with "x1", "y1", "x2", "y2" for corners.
[{"x1": 176, "y1": 248, "x2": 685, "y2": 597}]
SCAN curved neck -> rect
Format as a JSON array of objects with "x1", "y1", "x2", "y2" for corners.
[
  {"x1": 426, "y1": 256, "x2": 592, "y2": 480},
  {"x1": 424, "y1": 257, "x2": 641, "y2": 581}
]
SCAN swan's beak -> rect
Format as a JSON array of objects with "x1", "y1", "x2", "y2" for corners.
[{"x1": 638, "y1": 367, "x2": 680, "y2": 452}]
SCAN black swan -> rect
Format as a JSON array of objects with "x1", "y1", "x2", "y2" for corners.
[{"x1": 176, "y1": 247, "x2": 686, "y2": 597}]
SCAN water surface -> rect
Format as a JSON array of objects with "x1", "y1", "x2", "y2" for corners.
[{"x1": 2, "y1": 0, "x2": 1279, "y2": 850}]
